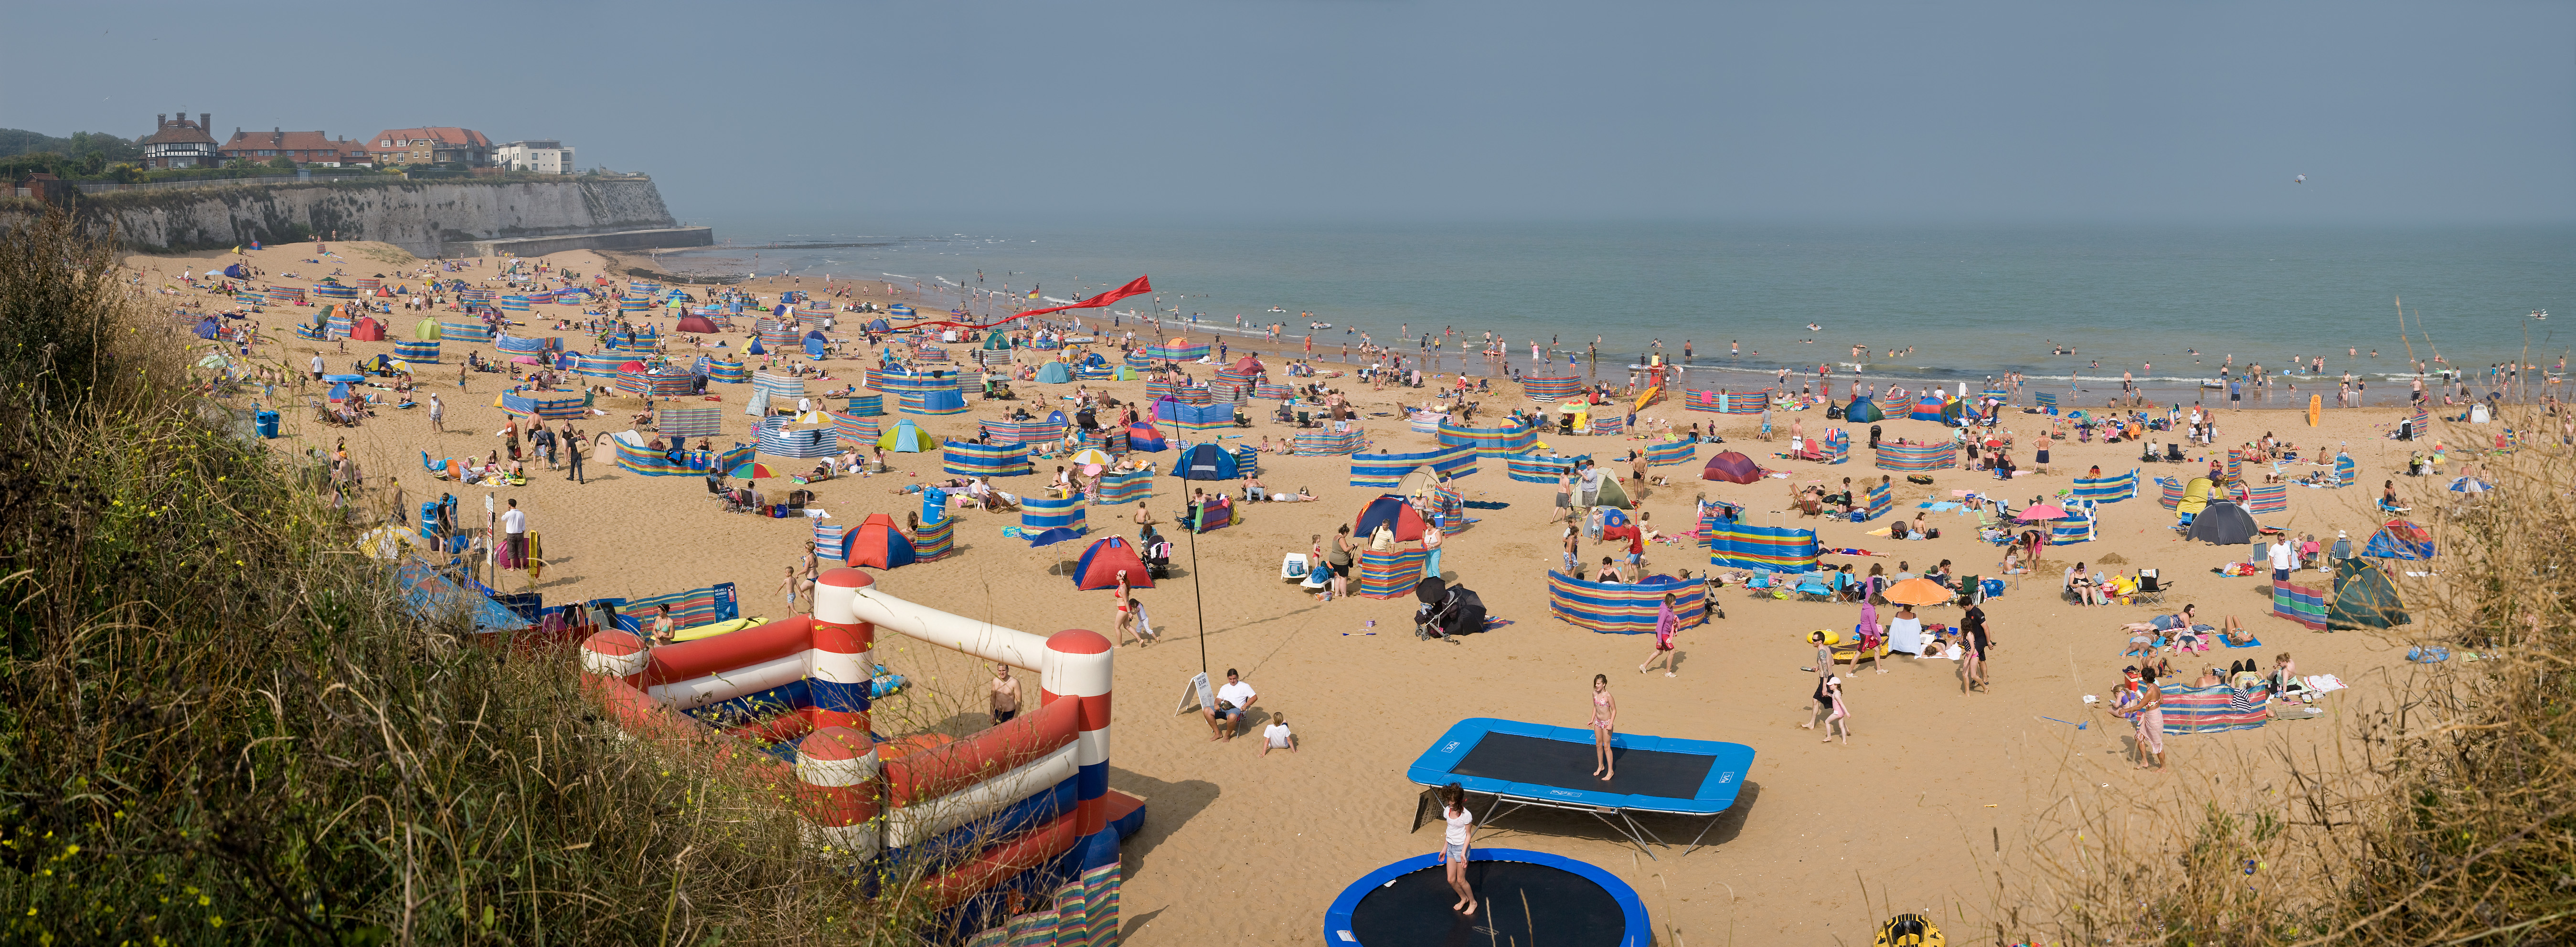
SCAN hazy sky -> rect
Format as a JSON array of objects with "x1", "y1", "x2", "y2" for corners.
[{"x1": 7, "y1": 1, "x2": 2570, "y2": 228}]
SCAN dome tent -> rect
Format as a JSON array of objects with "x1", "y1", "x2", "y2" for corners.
[
  {"x1": 1073, "y1": 536, "x2": 1154, "y2": 590},
  {"x1": 1844, "y1": 395, "x2": 1884, "y2": 423},
  {"x1": 844, "y1": 514, "x2": 917, "y2": 569},
  {"x1": 2327, "y1": 557, "x2": 2408, "y2": 630},
  {"x1": 1036, "y1": 362, "x2": 1073, "y2": 384},
  {"x1": 2361, "y1": 518, "x2": 2435, "y2": 560},
  {"x1": 1175, "y1": 442, "x2": 1240, "y2": 480},
  {"x1": 413, "y1": 318, "x2": 443, "y2": 341},
  {"x1": 876, "y1": 419, "x2": 940, "y2": 453},
  {"x1": 2182, "y1": 502, "x2": 2258, "y2": 545},
  {"x1": 1702, "y1": 451, "x2": 1763, "y2": 484},
  {"x1": 1353, "y1": 494, "x2": 1428, "y2": 543}
]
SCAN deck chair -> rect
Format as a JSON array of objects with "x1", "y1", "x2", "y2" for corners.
[
  {"x1": 2131, "y1": 568, "x2": 2168, "y2": 605},
  {"x1": 1793, "y1": 576, "x2": 1835, "y2": 602},
  {"x1": 423, "y1": 451, "x2": 452, "y2": 478}
]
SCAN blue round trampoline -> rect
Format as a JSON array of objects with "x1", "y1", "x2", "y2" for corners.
[{"x1": 1324, "y1": 847, "x2": 1650, "y2": 947}]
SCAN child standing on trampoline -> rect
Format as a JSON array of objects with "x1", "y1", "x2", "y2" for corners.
[
  {"x1": 1588, "y1": 673, "x2": 1618, "y2": 781},
  {"x1": 1438, "y1": 782, "x2": 1477, "y2": 916}
]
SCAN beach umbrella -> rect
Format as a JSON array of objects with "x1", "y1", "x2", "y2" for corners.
[
  {"x1": 1881, "y1": 577, "x2": 1954, "y2": 607},
  {"x1": 729, "y1": 462, "x2": 777, "y2": 480},
  {"x1": 1067, "y1": 448, "x2": 1115, "y2": 467},
  {"x1": 2014, "y1": 504, "x2": 2066, "y2": 522},
  {"x1": 1026, "y1": 526, "x2": 1085, "y2": 548}
]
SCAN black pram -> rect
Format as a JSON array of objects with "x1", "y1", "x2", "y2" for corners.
[{"x1": 1413, "y1": 577, "x2": 1489, "y2": 641}]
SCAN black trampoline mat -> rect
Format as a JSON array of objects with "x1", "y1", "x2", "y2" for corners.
[
  {"x1": 1452, "y1": 731, "x2": 1714, "y2": 800},
  {"x1": 1351, "y1": 861, "x2": 1624, "y2": 947}
]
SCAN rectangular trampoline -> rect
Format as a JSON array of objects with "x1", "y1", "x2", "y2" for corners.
[{"x1": 1406, "y1": 717, "x2": 1755, "y2": 859}]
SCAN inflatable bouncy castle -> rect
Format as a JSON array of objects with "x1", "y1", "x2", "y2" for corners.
[{"x1": 579, "y1": 571, "x2": 1143, "y2": 942}]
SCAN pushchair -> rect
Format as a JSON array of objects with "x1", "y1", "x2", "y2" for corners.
[{"x1": 1412, "y1": 577, "x2": 1488, "y2": 642}]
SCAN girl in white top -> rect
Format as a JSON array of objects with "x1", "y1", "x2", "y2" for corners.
[{"x1": 1437, "y1": 782, "x2": 1476, "y2": 916}]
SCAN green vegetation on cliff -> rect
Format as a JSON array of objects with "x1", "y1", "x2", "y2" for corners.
[{"x1": 0, "y1": 210, "x2": 922, "y2": 945}]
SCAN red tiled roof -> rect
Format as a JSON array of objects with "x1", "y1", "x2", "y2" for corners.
[
  {"x1": 219, "y1": 129, "x2": 370, "y2": 158},
  {"x1": 367, "y1": 127, "x2": 493, "y2": 149}
]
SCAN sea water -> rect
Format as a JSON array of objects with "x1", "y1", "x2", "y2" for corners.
[{"x1": 651, "y1": 220, "x2": 2574, "y2": 398}]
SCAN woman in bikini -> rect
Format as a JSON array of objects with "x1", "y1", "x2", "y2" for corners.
[{"x1": 1588, "y1": 673, "x2": 1618, "y2": 781}]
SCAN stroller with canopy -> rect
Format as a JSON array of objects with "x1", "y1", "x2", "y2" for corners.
[{"x1": 1412, "y1": 576, "x2": 1489, "y2": 642}]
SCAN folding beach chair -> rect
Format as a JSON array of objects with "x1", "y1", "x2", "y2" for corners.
[{"x1": 2131, "y1": 568, "x2": 2168, "y2": 606}]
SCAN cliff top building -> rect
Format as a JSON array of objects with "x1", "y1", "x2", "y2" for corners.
[
  {"x1": 139, "y1": 112, "x2": 218, "y2": 169},
  {"x1": 368, "y1": 127, "x2": 495, "y2": 167},
  {"x1": 217, "y1": 128, "x2": 373, "y2": 167}
]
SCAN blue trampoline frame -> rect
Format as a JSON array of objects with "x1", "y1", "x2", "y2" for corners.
[
  {"x1": 1323, "y1": 847, "x2": 1650, "y2": 947},
  {"x1": 1406, "y1": 717, "x2": 1755, "y2": 859}
]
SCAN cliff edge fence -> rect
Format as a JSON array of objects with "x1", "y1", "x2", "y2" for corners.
[{"x1": 0, "y1": 176, "x2": 710, "y2": 257}]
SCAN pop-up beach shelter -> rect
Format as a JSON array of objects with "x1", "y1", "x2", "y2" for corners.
[
  {"x1": 1036, "y1": 362, "x2": 1073, "y2": 383},
  {"x1": 1910, "y1": 393, "x2": 1947, "y2": 421},
  {"x1": 1126, "y1": 421, "x2": 1169, "y2": 452},
  {"x1": 1578, "y1": 474, "x2": 1633, "y2": 509},
  {"x1": 1175, "y1": 442, "x2": 1240, "y2": 480},
  {"x1": 1844, "y1": 395, "x2": 1884, "y2": 423},
  {"x1": 2328, "y1": 558, "x2": 2408, "y2": 630},
  {"x1": 677, "y1": 314, "x2": 721, "y2": 334},
  {"x1": 877, "y1": 419, "x2": 939, "y2": 452},
  {"x1": 1073, "y1": 536, "x2": 1154, "y2": 590},
  {"x1": 1703, "y1": 451, "x2": 1763, "y2": 484},
  {"x1": 2182, "y1": 502, "x2": 2258, "y2": 545},
  {"x1": 350, "y1": 316, "x2": 386, "y2": 341},
  {"x1": 413, "y1": 318, "x2": 443, "y2": 340},
  {"x1": 2362, "y1": 519, "x2": 2436, "y2": 560},
  {"x1": 845, "y1": 514, "x2": 918, "y2": 569},
  {"x1": 1354, "y1": 494, "x2": 1428, "y2": 543}
]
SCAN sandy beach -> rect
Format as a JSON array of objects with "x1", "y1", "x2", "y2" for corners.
[{"x1": 142, "y1": 240, "x2": 2452, "y2": 943}]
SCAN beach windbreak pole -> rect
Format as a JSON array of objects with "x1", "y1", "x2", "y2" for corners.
[{"x1": 914, "y1": 275, "x2": 1153, "y2": 333}]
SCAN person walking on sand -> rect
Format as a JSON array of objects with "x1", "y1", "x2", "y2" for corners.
[
  {"x1": 1960, "y1": 601, "x2": 1991, "y2": 694},
  {"x1": 778, "y1": 565, "x2": 800, "y2": 611},
  {"x1": 1587, "y1": 673, "x2": 1618, "y2": 780},
  {"x1": 1802, "y1": 631, "x2": 1837, "y2": 729},
  {"x1": 1437, "y1": 782, "x2": 1477, "y2": 916},
  {"x1": 428, "y1": 392, "x2": 444, "y2": 432},
  {"x1": 1819, "y1": 675, "x2": 1850, "y2": 744},
  {"x1": 1638, "y1": 592, "x2": 1681, "y2": 676},
  {"x1": 2124, "y1": 666, "x2": 2167, "y2": 770}
]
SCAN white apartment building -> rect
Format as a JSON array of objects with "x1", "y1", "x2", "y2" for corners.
[{"x1": 495, "y1": 140, "x2": 576, "y2": 174}]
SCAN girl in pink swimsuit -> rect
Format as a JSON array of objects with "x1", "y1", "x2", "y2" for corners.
[{"x1": 1589, "y1": 673, "x2": 1618, "y2": 781}]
